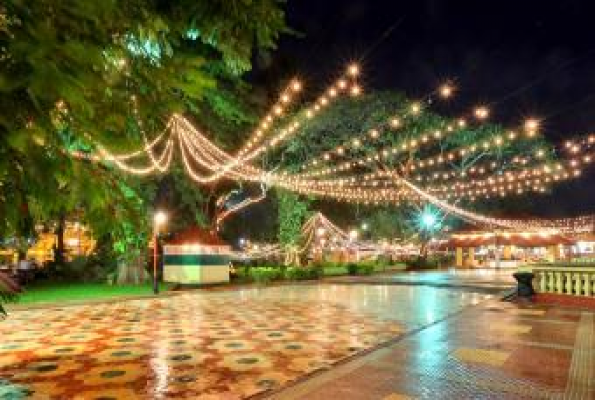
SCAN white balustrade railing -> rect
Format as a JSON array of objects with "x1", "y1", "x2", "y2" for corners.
[{"x1": 521, "y1": 266, "x2": 595, "y2": 297}]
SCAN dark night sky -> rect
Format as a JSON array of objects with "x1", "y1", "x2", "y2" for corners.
[{"x1": 254, "y1": 0, "x2": 595, "y2": 216}]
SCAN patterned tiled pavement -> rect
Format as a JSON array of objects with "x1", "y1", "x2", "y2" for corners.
[
  {"x1": 1, "y1": 272, "x2": 592, "y2": 399},
  {"x1": 324, "y1": 268, "x2": 517, "y2": 292},
  {"x1": 270, "y1": 299, "x2": 595, "y2": 399},
  {"x1": 0, "y1": 284, "x2": 490, "y2": 399}
]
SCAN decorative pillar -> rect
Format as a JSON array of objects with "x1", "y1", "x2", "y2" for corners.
[
  {"x1": 455, "y1": 247, "x2": 463, "y2": 268},
  {"x1": 548, "y1": 245, "x2": 560, "y2": 262},
  {"x1": 466, "y1": 247, "x2": 475, "y2": 268},
  {"x1": 503, "y1": 245, "x2": 512, "y2": 260}
]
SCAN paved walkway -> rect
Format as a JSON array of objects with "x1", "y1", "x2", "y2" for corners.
[
  {"x1": 0, "y1": 283, "x2": 489, "y2": 399},
  {"x1": 325, "y1": 268, "x2": 516, "y2": 293},
  {"x1": 269, "y1": 299, "x2": 595, "y2": 399},
  {"x1": 1, "y1": 270, "x2": 592, "y2": 399}
]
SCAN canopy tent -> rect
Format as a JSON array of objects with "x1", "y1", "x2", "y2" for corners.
[{"x1": 163, "y1": 226, "x2": 231, "y2": 284}]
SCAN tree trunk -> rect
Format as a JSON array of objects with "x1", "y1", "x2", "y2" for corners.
[
  {"x1": 116, "y1": 252, "x2": 147, "y2": 285},
  {"x1": 55, "y1": 213, "x2": 66, "y2": 264}
]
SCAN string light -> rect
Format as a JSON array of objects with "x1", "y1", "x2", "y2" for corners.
[
  {"x1": 439, "y1": 82, "x2": 455, "y2": 98},
  {"x1": 524, "y1": 118, "x2": 540, "y2": 134},
  {"x1": 474, "y1": 106, "x2": 489, "y2": 120},
  {"x1": 410, "y1": 102, "x2": 422, "y2": 115},
  {"x1": 348, "y1": 63, "x2": 360, "y2": 77},
  {"x1": 67, "y1": 64, "x2": 593, "y2": 218},
  {"x1": 235, "y1": 79, "x2": 303, "y2": 157}
]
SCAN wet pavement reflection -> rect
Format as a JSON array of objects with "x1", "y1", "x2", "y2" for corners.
[
  {"x1": 0, "y1": 284, "x2": 489, "y2": 399},
  {"x1": 325, "y1": 268, "x2": 516, "y2": 292},
  {"x1": 272, "y1": 298, "x2": 595, "y2": 400}
]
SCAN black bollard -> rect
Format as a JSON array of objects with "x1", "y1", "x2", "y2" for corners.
[{"x1": 513, "y1": 272, "x2": 535, "y2": 298}]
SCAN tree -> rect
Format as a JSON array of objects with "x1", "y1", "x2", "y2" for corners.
[
  {"x1": 277, "y1": 190, "x2": 311, "y2": 246},
  {"x1": 264, "y1": 90, "x2": 554, "y2": 243},
  {"x1": 0, "y1": 0, "x2": 290, "y2": 242}
]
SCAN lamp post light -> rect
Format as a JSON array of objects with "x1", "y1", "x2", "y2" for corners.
[
  {"x1": 153, "y1": 211, "x2": 167, "y2": 295},
  {"x1": 421, "y1": 212, "x2": 437, "y2": 230}
]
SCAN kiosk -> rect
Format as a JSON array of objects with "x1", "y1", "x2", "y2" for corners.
[{"x1": 163, "y1": 226, "x2": 231, "y2": 284}]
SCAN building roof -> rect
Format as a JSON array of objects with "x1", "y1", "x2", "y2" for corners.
[
  {"x1": 166, "y1": 226, "x2": 228, "y2": 246},
  {"x1": 446, "y1": 231, "x2": 576, "y2": 248}
]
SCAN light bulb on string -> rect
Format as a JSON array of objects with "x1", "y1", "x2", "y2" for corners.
[
  {"x1": 474, "y1": 106, "x2": 489, "y2": 120},
  {"x1": 439, "y1": 82, "x2": 455, "y2": 98}
]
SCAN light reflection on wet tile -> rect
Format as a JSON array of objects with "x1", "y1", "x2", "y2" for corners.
[{"x1": 0, "y1": 284, "x2": 489, "y2": 399}]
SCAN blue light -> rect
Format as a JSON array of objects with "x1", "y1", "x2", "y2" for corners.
[
  {"x1": 422, "y1": 213, "x2": 436, "y2": 228},
  {"x1": 186, "y1": 28, "x2": 200, "y2": 41}
]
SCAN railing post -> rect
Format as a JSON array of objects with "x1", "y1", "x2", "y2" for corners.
[
  {"x1": 565, "y1": 272, "x2": 572, "y2": 294},
  {"x1": 547, "y1": 271, "x2": 555, "y2": 293},
  {"x1": 574, "y1": 273, "x2": 582, "y2": 296},
  {"x1": 531, "y1": 267, "x2": 595, "y2": 297},
  {"x1": 555, "y1": 272, "x2": 563, "y2": 293},
  {"x1": 540, "y1": 271, "x2": 547, "y2": 293}
]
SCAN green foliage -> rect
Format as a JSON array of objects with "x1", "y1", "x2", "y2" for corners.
[
  {"x1": 284, "y1": 265, "x2": 322, "y2": 280},
  {"x1": 405, "y1": 254, "x2": 454, "y2": 270},
  {"x1": 267, "y1": 90, "x2": 555, "y2": 237},
  {"x1": 342, "y1": 261, "x2": 377, "y2": 276},
  {"x1": 365, "y1": 208, "x2": 415, "y2": 240},
  {"x1": 357, "y1": 261, "x2": 376, "y2": 275},
  {"x1": 277, "y1": 190, "x2": 311, "y2": 245},
  {"x1": 175, "y1": 0, "x2": 291, "y2": 75},
  {"x1": 234, "y1": 260, "x2": 388, "y2": 284},
  {"x1": 0, "y1": 0, "x2": 290, "y2": 268},
  {"x1": 249, "y1": 266, "x2": 285, "y2": 284},
  {"x1": 155, "y1": 169, "x2": 209, "y2": 231},
  {"x1": 231, "y1": 264, "x2": 252, "y2": 283},
  {"x1": 39, "y1": 251, "x2": 117, "y2": 283},
  {"x1": 346, "y1": 262, "x2": 359, "y2": 276},
  {"x1": 345, "y1": 262, "x2": 374, "y2": 276},
  {"x1": 273, "y1": 92, "x2": 409, "y2": 169}
]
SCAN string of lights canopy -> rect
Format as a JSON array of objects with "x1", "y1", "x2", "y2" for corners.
[{"x1": 71, "y1": 62, "x2": 595, "y2": 231}]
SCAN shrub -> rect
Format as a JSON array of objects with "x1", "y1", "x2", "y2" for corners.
[
  {"x1": 39, "y1": 254, "x2": 115, "y2": 283},
  {"x1": 433, "y1": 254, "x2": 455, "y2": 268},
  {"x1": 405, "y1": 255, "x2": 453, "y2": 270},
  {"x1": 356, "y1": 262, "x2": 375, "y2": 275},
  {"x1": 310, "y1": 264, "x2": 323, "y2": 279},
  {"x1": 374, "y1": 256, "x2": 397, "y2": 271},
  {"x1": 311, "y1": 261, "x2": 348, "y2": 276},
  {"x1": 347, "y1": 263, "x2": 358, "y2": 276},
  {"x1": 233, "y1": 265, "x2": 252, "y2": 283},
  {"x1": 317, "y1": 260, "x2": 342, "y2": 269},
  {"x1": 284, "y1": 265, "x2": 321, "y2": 281},
  {"x1": 249, "y1": 266, "x2": 285, "y2": 284},
  {"x1": 284, "y1": 266, "x2": 299, "y2": 280}
]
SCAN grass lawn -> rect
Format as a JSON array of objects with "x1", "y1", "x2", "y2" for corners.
[{"x1": 16, "y1": 282, "x2": 173, "y2": 305}]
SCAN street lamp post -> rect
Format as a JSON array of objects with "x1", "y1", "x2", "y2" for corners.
[
  {"x1": 153, "y1": 211, "x2": 167, "y2": 295},
  {"x1": 361, "y1": 223, "x2": 369, "y2": 240}
]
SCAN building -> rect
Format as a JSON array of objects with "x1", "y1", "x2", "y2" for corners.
[{"x1": 445, "y1": 230, "x2": 576, "y2": 268}]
